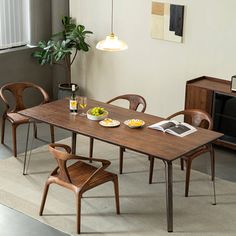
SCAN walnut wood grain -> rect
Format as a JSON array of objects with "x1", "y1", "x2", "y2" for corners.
[
  {"x1": 185, "y1": 84, "x2": 213, "y2": 115},
  {"x1": 19, "y1": 98, "x2": 223, "y2": 233},
  {"x1": 149, "y1": 109, "x2": 215, "y2": 197},
  {"x1": 39, "y1": 143, "x2": 120, "y2": 234},
  {"x1": 19, "y1": 98, "x2": 222, "y2": 162},
  {"x1": 186, "y1": 76, "x2": 232, "y2": 94},
  {"x1": 185, "y1": 76, "x2": 236, "y2": 150},
  {"x1": 90, "y1": 94, "x2": 147, "y2": 174},
  {"x1": 0, "y1": 82, "x2": 54, "y2": 157}
]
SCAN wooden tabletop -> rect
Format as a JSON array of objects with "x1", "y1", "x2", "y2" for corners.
[{"x1": 19, "y1": 99, "x2": 223, "y2": 162}]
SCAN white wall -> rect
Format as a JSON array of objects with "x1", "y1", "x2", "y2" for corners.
[{"x1": 70, "y1": 0, "x2": 236, "y2": 117}]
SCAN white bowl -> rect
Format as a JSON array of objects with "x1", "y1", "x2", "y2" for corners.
[
  {"x1": 124, "y1": 119, "x2": 145, "y2": 128},
  {"x1": 87, "y1": 109, "x2": 109, "y2": 121}
]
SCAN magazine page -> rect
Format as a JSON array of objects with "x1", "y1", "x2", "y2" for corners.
[
  {"x1": 166, "y1": 122, "x2": 197, "y2": 137},
  {"x1": 148, "y1": 120, "x2": 178, "y2": 132}
]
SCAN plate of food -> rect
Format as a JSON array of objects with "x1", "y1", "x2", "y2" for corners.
[
  {"x1": 124, "y1": 119, "x2": 145, "y2": 128},
  {"x1": 87, "y1": 107, "x2": 108, "y2": 121},
  {"x1": 99, "y1": 118, "x2": 120, "y2": 127}
]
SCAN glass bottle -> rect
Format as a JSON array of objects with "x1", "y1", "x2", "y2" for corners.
[{"x1": 69, "y1": 84, "x2": 78, "y2": 114}]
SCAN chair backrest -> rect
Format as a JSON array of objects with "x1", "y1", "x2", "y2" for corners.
[
  {"x1": 107, "y1": 94, "x2": 147, "y2": 112},
  {"x1": 167, "y1": 109, "x2": 213, "y2": 130},
  {"x1": 48, "y1": 143, "x2": 110, "y2": 191},
  {"x1": 0, "y1": 82, "x2": 49, "y2": 113},
  {"x1": 48, "y1": 143, "x2": 73, "y2": 183}
]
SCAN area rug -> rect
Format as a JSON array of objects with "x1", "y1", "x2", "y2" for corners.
[{"x1": 0, "y1": 135, "x2": 236, "y2": 236}]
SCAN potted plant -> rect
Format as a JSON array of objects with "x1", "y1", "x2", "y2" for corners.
[{"x1": 32, "y1": 16, "x2": 93, "y2": 98}]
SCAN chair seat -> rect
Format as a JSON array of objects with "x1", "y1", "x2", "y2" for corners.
[
  {"x1": 40, "y1": 143, "x2": 120, "y2": 234},
  {"x1": 6, "y1": 112, "x2": 29, "y2": 124},
  {"x1": 149, "y1": 109, "x2": 215, "y2": 198},
  {"x1": 0, "y1": 82, "x2": 54, "y2": 157},
  {"x1": 88, "y1": 94, "x2": 147, "y2": 175},
  {"x1": 56, "y1": 161, "x2": 116, "y2": 191},
  {"x1": 183, "y1": 145, "x2": 209, "y2": 159}
]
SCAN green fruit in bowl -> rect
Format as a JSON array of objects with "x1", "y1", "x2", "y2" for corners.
[
  {"x1": 87, "y1": 107, "x2": 108, "y2": 121},
  {"x1": 90, "y1": 107, "x2": 106, "y2": 116}
]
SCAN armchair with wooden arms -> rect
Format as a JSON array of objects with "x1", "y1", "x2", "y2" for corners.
[
  {"x1": 149, "y1": 109, "x2": 215, "y2": 197},
  {"x1": 39, "y1": 143, "x2": 120, "y2": 234},
  {"x1": 89, "y1": 94, "x2": 147, "y2": 174},
  {"x1": 0, "y1": 82, "x2": 54, "y2": 157}
]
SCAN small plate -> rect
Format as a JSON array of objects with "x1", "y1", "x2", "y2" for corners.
[
  {"x1": 124, "y1": 119, "x2": 145, "y2": 128},
  {"x1": 99, "y1": 118, "x2": 120, "y2": 127}
]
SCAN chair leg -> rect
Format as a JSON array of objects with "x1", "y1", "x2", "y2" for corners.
[
  {"x1": 39, "y1": 180, "x2": 51, "y2": 215},
  {"x1": 12, "y1": 125, "x2": 17, "y2": 157},
  {"x1": 33, "y1": 122, "x2": 37, "y2": 139},
  {"x1": 76, "y1": 192, "x2": 82, "y2": 234},
  {"x1": 149, "y1": 156, "x2": 154, "y2": 184},
  {"x1": 180, "y1": 158, "x2": 184, "y2": 170},
  {"x1": 50, "y1": 125, "x2": 55, "y2": 143},
  {"x1": 210, "y1": 145, "x2": 215, "y2": 181},
  {"x1": 89, "y1": 137, "x2": 94, "y2": 162},
  {"x1": 210, "y1": 146, "x2": 217, "y2": 205},
  {"x1": 119, "y1": 147, "x2": 124, "y2": 174},
  {"x1": 1, "y1": 117, "x2": 6, "y2": 144},
  {"x1": 113, "y1": 175, "x2": 120, "y2": 214},
  {"x1": 185, "y1": 159, "x2": 192, "y2": 197}
]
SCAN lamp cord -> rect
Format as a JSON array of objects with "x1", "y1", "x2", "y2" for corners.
[{"x1": 111, "y1": 0, "x2": 114, "y2": 34}]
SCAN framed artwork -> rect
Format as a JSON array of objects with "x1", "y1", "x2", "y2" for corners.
[{"x1": 151, "y1": 1, "x2": 184, "y2": 43}]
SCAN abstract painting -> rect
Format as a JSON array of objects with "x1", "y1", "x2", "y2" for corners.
[{"x1": 151, "y1": 1, "x2": 184, "y2": 43}]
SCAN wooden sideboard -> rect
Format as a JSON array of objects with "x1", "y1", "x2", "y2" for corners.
[{"x1": 185, "y1": 76, "x2": 236, "y2": 150}]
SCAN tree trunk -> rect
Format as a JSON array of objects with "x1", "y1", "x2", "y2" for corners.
[
  {"x1": 67, "y1": 63, "x2": 71, "y2": 85},
  {"x1": 65, "y1": 54, "x2": 71, "y2": 85}
]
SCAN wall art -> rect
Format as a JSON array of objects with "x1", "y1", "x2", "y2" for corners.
[{"x1": 151, "y1": 1, "x2": 184, "y2": 43}]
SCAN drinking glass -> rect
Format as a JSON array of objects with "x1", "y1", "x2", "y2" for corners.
[{"x1": 79, "y1": 97, "x2": 87, "y2": 116}]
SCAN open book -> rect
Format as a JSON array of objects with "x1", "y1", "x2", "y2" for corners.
[{"x1": 148, "y1": 120, "x2": 197, "y2": 137}]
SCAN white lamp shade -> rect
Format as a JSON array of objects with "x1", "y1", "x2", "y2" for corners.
[{"x1": 96, "y1": 34, "x2": 128, "y2": 52}]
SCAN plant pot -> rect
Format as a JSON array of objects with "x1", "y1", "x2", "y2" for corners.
[{"x1": 58, "y1": 83, "x2": 79, "y2": 99}]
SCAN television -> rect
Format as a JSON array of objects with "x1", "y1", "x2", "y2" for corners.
[{"x1": 213, "y1": 92, "x2": 236, "y2": 144}]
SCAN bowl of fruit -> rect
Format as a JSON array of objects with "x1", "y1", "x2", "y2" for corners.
[
  {"x1": 87, "y1": 107, "x2": 109, "y2": 121},
  {"x1": 124, "y1": 119, "x2": 145, "y2": 128}
]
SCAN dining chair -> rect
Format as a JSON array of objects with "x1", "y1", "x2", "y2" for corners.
[
  {"x1": 40, "y1": 143, "x2": 120, "y2": 234},
  {"x1": 0, "y1": 82, "x2": 54, "y2": 157},
  {"x1": 89, "y1": 94, "x2": 147, "y2": 174},
  {"x1": 149, "y1": 109, "x2": 215, "y2": 197}
]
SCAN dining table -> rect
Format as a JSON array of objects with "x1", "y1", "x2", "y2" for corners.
[{"x1": 19, "y1": 98, "x2": 223, "y2": 233}]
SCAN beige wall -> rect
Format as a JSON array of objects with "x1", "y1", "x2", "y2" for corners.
[
  {"x1": 51, "y1": 0, "x2": 69, "y2": 98},
  {"x1": 70, "y1": 0, "x2": 236, "y2": 117}
]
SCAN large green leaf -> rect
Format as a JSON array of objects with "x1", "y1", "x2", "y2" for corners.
[{"x1": 32, "y1": 15, "x2": 93, "y2": 71}]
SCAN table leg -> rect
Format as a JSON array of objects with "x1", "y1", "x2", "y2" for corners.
[
  {"x1": 23, "y1": 122, "x2": 31, "y2": 175},
  {"x1": 212, "y1": 175, "x2": 216, "y2": 205},
  {"x1": 164, "y1": 161, "x2": 173, "y2": 232},
  {"x1": 210, "y1": 145, "x2": 216, "y2": 205},
  {"x1": 23, "y1": 121, "x2": 36, "y2": 175},
  {"x1": 72, "y1": 132, "x2": 77, "y2": 154}
]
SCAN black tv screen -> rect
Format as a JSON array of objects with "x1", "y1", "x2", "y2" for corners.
[{"x1": 213, "y1": 93, "x2": 236, "y2": 144}]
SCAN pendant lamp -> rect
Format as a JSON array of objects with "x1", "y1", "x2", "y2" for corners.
[{"x1": 96, "y1": 0, "x2": 128, "y2": 51}]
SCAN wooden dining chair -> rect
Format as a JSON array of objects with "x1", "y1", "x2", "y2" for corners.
[
  {"x1": 40, "y1": 143, "x2": 120, "y2": 234},
  {"x1": 0, "y1": 82, "x2": 54, "y2": 157},
  {"x1": 89, "y1": 94, "x2": 147, "y2": 174},
  {"x1": 149, "y1": 109, "x2": 215, "y2": 197}
]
